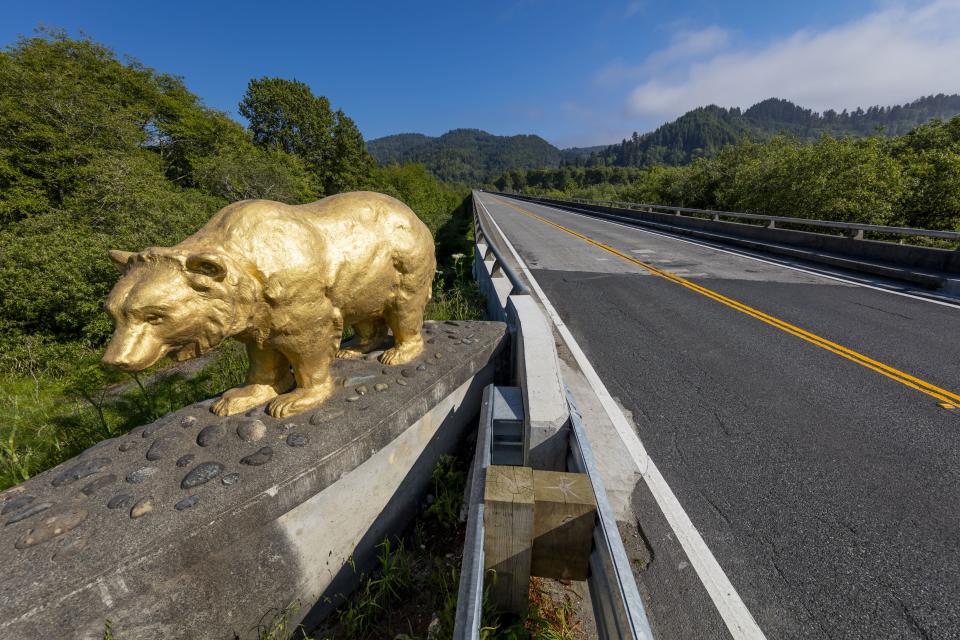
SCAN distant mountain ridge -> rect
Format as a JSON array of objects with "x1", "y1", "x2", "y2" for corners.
[
  {"x1": 365, "y1": 128, "x2": 559, "y2": 184},
  {"x1": 591, "y1": 94, "x2": 960, "y2": 167},
  {"x1": 366, "y1": 94, "x2": 960, "y2": 181}
]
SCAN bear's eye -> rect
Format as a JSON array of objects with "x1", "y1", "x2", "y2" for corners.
[{"x1": 145, "y1": 313, "x2": 164, "y2": 325}]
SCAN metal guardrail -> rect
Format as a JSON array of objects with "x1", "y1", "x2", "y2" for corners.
[
  {"x1": 565, "y1": 387, "x2": 655, "y2": 640},
  {"x1": 453, "y1": 385, "x2": 493, "y2": 639},
  {"x1": 473, "y1": 193, "x2": 530, "y2": 294},
  {"x1": 452, "y1": 384, "x2": 655, "y2": 640},
  {"x1": 513, "y1": 193, "x2": 960, "y2": 242}
]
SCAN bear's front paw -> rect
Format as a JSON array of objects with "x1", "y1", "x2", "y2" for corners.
[
  {"x1": 267, "y1": 382, "x2": 334, "y2": 418},
  {"x1": 379, "y1": 338, "x2": 424, "y2": 366},
  {"x1": 211, "y1": 384, "x2": 282, "y2": 416},
  {"x1": 336, "y1": 347, "x2": 365, "y2": 360}
]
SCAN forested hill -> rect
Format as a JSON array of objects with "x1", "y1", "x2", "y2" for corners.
[
  {"x1": 366, "y1": 129, "x2": 560, "y2": 184},
  {"x1": 590, "y1": 94, "x2": 960, "y2": 167},
  {"x1": 369, "y1": 95, "x2": 960, "y2": 181},
  {"x1": 559, "y1": 145, "x2": 606, "y2": 164}
]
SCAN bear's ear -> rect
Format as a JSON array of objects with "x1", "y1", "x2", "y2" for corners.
[
  {"x1": 108, "y1": 249, "x2": 136, "y2": 272},
  {"x1": 185, "y1": 253, "x2": 227, "y2": 281}
]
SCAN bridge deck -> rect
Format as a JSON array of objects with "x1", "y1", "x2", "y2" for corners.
[{"x1": 476, "y1": 192, "x2": 960, "y2": 640}]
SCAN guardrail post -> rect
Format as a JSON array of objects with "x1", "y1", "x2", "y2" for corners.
[
  {"x1": 483, "y1": 465, "x2": 534, "y2": 614},
  {"x1": 767, "y1": 220, "x2": 776, "y2": 229},
  {"x1": 847, "y1": 229, "x2": 865, "y2": 240}
]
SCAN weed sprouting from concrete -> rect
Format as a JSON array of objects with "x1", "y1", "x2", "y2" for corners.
[
  {"x1": 254, "y1": 600, "x2": 315, "y2": 640},
  {"x1": 524, "y1": 578, "x2": 582, "y2": 639},
  {"x1": 426, "y1": 454, "x2": 467, "y2": 527},
  {"x1": 339, "y1": 537, "x2": 414, "y2": 637}
]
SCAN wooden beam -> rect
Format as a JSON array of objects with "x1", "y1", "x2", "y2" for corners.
[
  {"x1": 531, "y1": 470, "x2": 596, "y2": 581},
  {"x1": 483, "y1": 465, "x2": 535, "y2": 613}
]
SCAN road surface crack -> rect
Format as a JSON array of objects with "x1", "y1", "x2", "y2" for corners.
[
  {"x1": 763, "y1": 539, "x2": 835, "y2": 640},
  {"x1": 899, "y1": 602, "x2": 933, "y2": 640},
  {"x1": 880, "y1": 583, "x2": 934, "y2": 640},
  {"x1": 851, "y1": 301, "x2": 914, "y2": 320},
  {"x1": 713, "y1": 410, "x2": 733, "y2": 437},
  {"x1": 700, "y1": 491, "x2": 732, "y2": 527}
]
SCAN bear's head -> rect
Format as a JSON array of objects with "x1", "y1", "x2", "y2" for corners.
[{"x1": 102, "y1": 248, "x2": 250, "y2": 372}]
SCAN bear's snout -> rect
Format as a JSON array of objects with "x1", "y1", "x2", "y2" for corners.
[
  {"x1": 101, "y1": 349, "x2": 137, "y2": 371},
  {"x1": 102, "y1": 325, "x2": 166, "y2": 372}
]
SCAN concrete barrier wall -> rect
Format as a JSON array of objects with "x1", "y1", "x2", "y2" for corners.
[
  {"x1": 0, "y1": 322, "x2": 506, "y2": 640},
  {"x1": 507, "y1": 296, "x2": 569, "y2": 470},
  {"x1": 472, "y1": 193, "x2": 570, "y2": 471},
  {"x1": 507, "y1": 194, "x2": 960, "y2": 277}
]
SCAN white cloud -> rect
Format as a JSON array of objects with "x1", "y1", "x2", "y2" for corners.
[
  {"x1": 656, "y1": 26, "x2": 731, "y2": 62},
  {"x1": 596, "y1": 26, "x2": 731, "y2": 86},
  {"x1": 624, "y1": 0, "x2": 960, "y2": 119},
  {"x1": 624, "y1": 1, "x2": 644, "y2": 19}
]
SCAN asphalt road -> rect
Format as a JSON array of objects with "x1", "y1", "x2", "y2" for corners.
[{"x1": 476, "y1": 192, "x2": 960, "y2": 640}]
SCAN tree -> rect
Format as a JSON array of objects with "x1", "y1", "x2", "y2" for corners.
[
  {"x1": 239, "y1": 77, "x2": 372, "y2": 194},
  {"x1": 890, "y1": 116, "x2": 960, "y2": 230},
  {"x1": 0, "y1": 32, "x2": 311, "y2": 376},
  {"x1": 327, "y1": 109, "x2": 375, "y2": 193}
]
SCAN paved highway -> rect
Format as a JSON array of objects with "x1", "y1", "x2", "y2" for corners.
[{"x1": 475, "y1": 192, "x2": 960, "y2": 640}]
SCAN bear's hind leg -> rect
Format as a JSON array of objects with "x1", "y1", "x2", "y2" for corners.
[
  {"x1": 337, "y1": 319, "x2": 390, "y2": 359},
  {"x1": 212, "y1": 341, "x2": 294, "y2": 416},
  {"x1": 380, "y1": 289, "x2": 429, "y2": 366}
]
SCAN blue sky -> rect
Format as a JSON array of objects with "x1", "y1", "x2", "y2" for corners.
[{"x1": 3, "y1": 1, "x2": 958, "y2": 147}]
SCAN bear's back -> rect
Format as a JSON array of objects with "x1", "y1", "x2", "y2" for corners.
[{"x1": 180, "y1": 192, "x2": 431, "y2": 279}]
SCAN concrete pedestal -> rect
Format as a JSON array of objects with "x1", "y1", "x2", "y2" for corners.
[{"x1": 0, "y1": 321, "x2": 506, "y2": 640}]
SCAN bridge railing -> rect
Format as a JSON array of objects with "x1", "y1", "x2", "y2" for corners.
[
  {"x1": 534, "y1": 195, "x2": 960, "y2": 243},
  {"x1": 473, "y1": 196, "x2": 530, "y2": 295}
]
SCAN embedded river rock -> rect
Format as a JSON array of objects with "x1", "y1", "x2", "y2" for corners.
[{"x1": 0, "y1": 320, "x2": 506, "y2": 640}]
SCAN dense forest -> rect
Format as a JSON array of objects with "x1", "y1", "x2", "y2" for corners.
[
  {"x1": 587, "y1": 95, "x2": 960, "y2": 168},
  {"x1": 491, "y1": 117, "x2": 960, "y2": 232},
  {"x1": 368, "y1": 95, "x2": 960, "y2": 185},
  {"x1": 0, "y1": 31, "x2": 476, "y2": 489},
  {"x1": 366, "y1": 129, "x2": 563, "y2": 183}
]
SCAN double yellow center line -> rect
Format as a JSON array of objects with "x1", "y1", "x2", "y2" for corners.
[{"x1": 496, "y1": 197, "x2": 960, "y2": 409}]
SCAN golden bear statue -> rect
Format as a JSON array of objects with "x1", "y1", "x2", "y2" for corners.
[{"x1": 102, "y1": 191, "x2": 436, "y2": 418}]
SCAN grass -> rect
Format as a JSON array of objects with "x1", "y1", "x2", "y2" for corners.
[
  {"x1": 254, "y1": 601, "x2": 315, "y2": 640},
  {"x1": 313, "y1": 453, "x2": 469, "y2": 639},
  {"x1": 0, "y1": 341, "x2": 248, "y2": 490},
  {"x1": 340, "y1": 537, "x2": 415, "y2": 637},
  {"x1": 426, "y1": 451, "x2": 467, "y2": 525},
  {"x1": 426, "y1": 253, "x2": 484, "y2": 322},
  {"x1": 524, "y1": 579, "x2": 582, "y2": 640}
]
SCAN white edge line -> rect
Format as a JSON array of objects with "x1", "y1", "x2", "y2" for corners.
[
  {"x1": 478, "y1": 194, "x2": 768, "y2": 640},
  {"x1": 506, "y1": 195, "x2": 960, "y2": 310}
]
